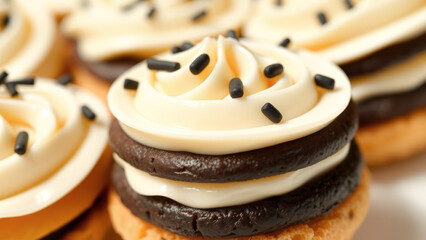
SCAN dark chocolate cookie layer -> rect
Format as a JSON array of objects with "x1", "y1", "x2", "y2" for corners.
[
  {"x1": 112, "y1": 141, "x2": 363, "y2": 239},
  {"x1": 109, "y1": 101, "x2": 357, "y2": 183},
  {"x1": 359, "y1": 81, "x2": 426, "y2": 126},
  {"x1": 70, "y1": 41, "x2": 140, "y2": 83},
  {"x1": 340, "y1": 30, "x2": 426, "y2": 78}
]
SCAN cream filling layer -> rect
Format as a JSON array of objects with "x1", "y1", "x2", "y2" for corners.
[
  {"x1": 108, "y1": 37, "x2": 351, "y2": 155},
  {"x1": 0, "y1": 79, "x2": 109, "y2": 217},
  {"x1": 351, "y1": 50, "x2": 426, "y2": 102},
  {"x1": 62, "y1": 0, "x2": 250, "y2": 61},
  {"x1": 0, "y1": 0, "x2": 58, "y2": 78},
  {"x1": 243, "y1": 0, "x2": 426, "y2": 65},
  {"x1": 114, "y1": 143, "x2": 350, "y2": 209}
]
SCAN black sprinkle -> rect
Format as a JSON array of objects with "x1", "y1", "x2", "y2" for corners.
[
  {"x1": 190, "y1": 54, "x2": 210, "y2": 75},
  {"x1": 226, "y1": 30, "x2": 239, "y2": 40},
  {"x1": 121, "y1": 0, "x2": 142, "y2": 12},
  {"x1": 192, "y1": 10, "x2": 207, "y2": 22},
  {"x1": 317, "y1": 12, "x2": 327, "y2": 25},
  {"x1": 171, "y1": 46, "x2": 182, "y2": 54},
  {"x1": 275, "y1": 0, "x2": 283, "y2": 6},
  {"x1": 80, "y1": 0, "x2": 90, "y2": 8},
  {"x1": 345, "y1": 0, "x2": 354, "y2": 9},
  {"x1": 264, "y1": 63, "x2": 284, "y2": 78},
  {"x1": 146, "y1": 6, "x2": 156, "y2": 18},
  {"x1": 5, "y1": 83, "x2": 18, "y2": 96},
  {"x1": 58, "y1": 74, "x2": 73, "y2": 85},
  {"x1": 124, "y1": 78, "x2": 139, "y2": 90},
  {"x1": 3, "y1": 14, "x2": 9, "y2": 26},
  {"x1": 181, "y1": 41, "x2": 194, "y2": 51},
  {"x1": 314, "y1": 74, "x2": 335, "y2": 90},
  {"x1": 261, "y1": 103, "x2": 282, "y2": 123},
  {"x1": 14, "y1": 131, "x2": 29, "y2": 155},
  {"x1": 0, "y1": 71, "x2": 8, "y2": 85},
  {"x1": 82, "y1": 105, "x2": 96, "y2": 120},
  {"x1": 10, "y1": 77, "x2": 35, "y2": 86},
  {"x1": 279, "y1": 38, "x2": 291, "y2": 48},
  {"x1": 147, "y1": 59, "x2": 180, "y2": 72},
  {"x1": 229, "y1": 78, "x2": 244, "y2": 98}
]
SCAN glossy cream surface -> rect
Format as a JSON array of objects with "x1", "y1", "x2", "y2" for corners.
[
  {"x1": 0, "y1": 79, "x2": 109, "y2": 217},
  {"x1": 62, "y1": 0, "x2": 251, "y2": 61}
]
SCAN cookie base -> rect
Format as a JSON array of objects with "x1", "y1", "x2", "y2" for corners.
[
  {"x1": 356, "y1": 106, "x2": 426, "y2": 167},
  {"x1": 108, "y1": 169, "x2": 370, "y2": 240}
]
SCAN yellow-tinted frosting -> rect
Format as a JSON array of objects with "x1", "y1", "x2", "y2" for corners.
[
  {"x1": 0, "y1": 0, "x2": 62, "y2": 78},
  {"x1": 62, "y1": 0, "x2": 251, "y2": 61},
  {"x1": 0, "y1": 78, "x2": 109, "y2": 217}
]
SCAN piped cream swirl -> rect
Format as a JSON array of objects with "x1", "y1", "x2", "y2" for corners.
[
  {"x1": 62, "y1": 0, "x2": 251, "y2": 61},
  {"x1": 0, "y1": 0, "x2": 62, "y2": 78},
  {"x1": 109, "y1": 36, "x2": 351, "y2": 154},
  {"x1": 0, "y1": 78, "x2": 109, "y2": 217},
  {"x1": 244, "y1": 0, "x2": 426, "y2": 101}
]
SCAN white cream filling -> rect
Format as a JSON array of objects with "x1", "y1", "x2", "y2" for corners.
[
  {"x1": 114, "y1": 143, "x2": 350, "y2": 209},
  {"x1": 351, "y1": 50, "x2": 426, "y2": 102},
  {"x1": 0, "y1": 79, "x2": 109, "y2": 217},
  {"x1": 108, "y1": 37, "x2": 351, "y2": 155}
]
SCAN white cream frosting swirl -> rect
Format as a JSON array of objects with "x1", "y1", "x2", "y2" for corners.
[
  {"x1": 0, "y1": 78, "x2": 109, "y2": 217},
  {"x1": 62, "y1": 0, "x2": 251, "y2": 61},
  {"x1": 0, "y1": 0, "x2": 62, "y2": 79},
  {"x1": 244, "y1": 0, "x2": 426, "y2": 101},
  {"x1": 109, "y1": 36, "x2": 351, "y2": 155},
  {"x1": 114, "y1": 143, "x2": 350, "y2": 209}
]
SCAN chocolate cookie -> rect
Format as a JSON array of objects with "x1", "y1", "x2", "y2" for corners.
[
  {"x1": 109, "y1": 101, "x2": 357, "y2": 183},
  {"x1": 340, "y1": 30, "x2": 426, "y2": 78},
  {"x1": 112, "y1": 141, "x2": 363, "y2": 239},
  {"x1": 358, "y1": 81, "x2": 426, "y2": 126}
]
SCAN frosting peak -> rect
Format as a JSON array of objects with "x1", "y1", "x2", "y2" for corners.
[{"x1": 109, "y1": 36, "x2": 351, "y2": 154}]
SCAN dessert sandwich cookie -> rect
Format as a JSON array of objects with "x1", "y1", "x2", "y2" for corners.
[
  {"x1": 107, "y1": 35, "x2": 370, "y2": 240},
  {"x1": 61, "y1": 0, "x2": 251, "y2": 102},
  {"x1": 0, "y1": 72, "x2": 111, "y2": 239},
  {"x1": 0, "y1": 0, "x2": 64, "y2": 79},
  {"x1": 244, "y1": 0, "x2": 426, "y2": 167}
]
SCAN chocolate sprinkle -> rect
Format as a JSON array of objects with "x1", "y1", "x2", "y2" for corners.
[
  {"x1": 314, "y1": 74, "x2": 335, "y2": 90},
  {"x1": 82, "y1": 105, "x2": 96, "y2": 120},
  {"x1": 229, "y1": 78, "x2": 244, "y2": 98},
  {"x1": 147, "y1": 59, "x2": 180, "y2": 72},
  {"x1": 261, "y1": 103, "x2": 282, "y2": 123},
  {"x1": 190, "y1": 54, "x2": 210, "y2": 75},
  {"x1": 146, "y1": 6, "x2": 156, "y2": 18},
  {"x1": 121, "y1": 0, "x2": 142, "y2": 12},
  {"x1": 181, "y1": 41, "x2": 194, "y2": 51},
  {"x1": 0, "y1": 71, "x2": 8, "y2": 85},
  {"x1": 192, "y1": 10, "x2": 207, "y2": 22},
  {"x1": 345, "y1": 0, "x2": 354, "y2": 9},
  {"x1": 10, "y1": 77, "x2": 35, "y2": 86},
  {"x1": 317, "y1": 12, "x2": 327, "y2": 25},
  {"x1": 3, "y1": 14, "x2": 9, "y2": 26},
  {"x1": 275, "y1": 0, "x2": 283, "y2": 6},
  {"x1": 14, "y1": 131, "x2": 29, "y2": 155},
  {"x1": 58, "y1": 74, "x2": 73, "y2": 85},
  {"x1": 264, "y1": 63, "x2": 284, "y2": 78},
  {"x1": 171, "y1": 46, "x2": 182, "y2": 54},
  {"x1": 226, "y1": 30, "x2": 239, "y2": 40},
  {"x1": 124, "y1": 78, "x2": 139, "y2": 90},
  {"x1": 6, "y1": 83, "x2": 17, "y2": 96},
  {"x1": 279, "y1": 37, "x2": 291, "y2": 48}
]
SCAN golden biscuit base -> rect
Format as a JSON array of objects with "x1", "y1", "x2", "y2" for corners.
[
  {"x1": 356, "y1": 106, "x2": 426, "y2": 167},
  {"x1": 0, "y1": 147, "x2": 112, "y2": 240},
  {"x1": 108, "y1": 168, "x2": 370, "y2": 240}
]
